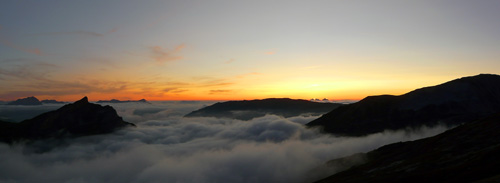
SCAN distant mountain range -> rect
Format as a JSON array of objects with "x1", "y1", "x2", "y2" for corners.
[
  {"x1": 307, "y1": 74, "x2": 500, "y2": 136},
  {"x1": 0, "y1": 97, "x2": 135, "y2": 144},
  {"x1": 184, "y1": 98, "x2": 344, "y2": 120},
  {"x1": 314, "y1": 112, "x2": 500, "y2": 183},
  {"x1": 96, "y1": 99, "x2": 150, "y2": 104},
  {"x1": 40, "y1": 99, "x2": 65, "y2": 104},
  {"x1": 6, "y1": 96, "x2": 66, "y2": 105}
]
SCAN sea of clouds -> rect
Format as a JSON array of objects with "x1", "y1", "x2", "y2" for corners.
[{"x1": 0, "y1": 101, "x2": 449, "y2": 183}]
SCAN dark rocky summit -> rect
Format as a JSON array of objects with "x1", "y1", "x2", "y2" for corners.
[
  {"x1": 184, "y1": 98, "x2": 343, "y2": 120},
  {"x1": 0, "y1": 97, "x2": 135, "y2": 144},
  {"x1": 314, "y1": 112, "x2": 500, "y2": 183},
  {"x1": 7, "y1": 96, "x2": 42, "y2": 105},
  {"x1": 307, "y1": 74, "x2": 500, "y2": 136},
  {"x1": 96, "y1": 98, "x2": 150, "y2": 104}
]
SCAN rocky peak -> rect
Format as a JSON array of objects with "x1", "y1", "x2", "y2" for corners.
[
  {"x1": 0, "y1": 96, "x2": 135, "y2": 144},
  {"x1": 76, "y1": 96, "x2": 89, "y2": 104}
]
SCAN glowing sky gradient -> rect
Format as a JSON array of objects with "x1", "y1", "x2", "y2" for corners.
[{"x1": 1, "y1": 0, "x2": 500, "y2": 101}]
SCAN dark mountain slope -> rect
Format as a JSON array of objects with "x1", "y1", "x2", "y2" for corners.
[
  {"x1": 0, "y1": 97, "x2": 135, "y2": 144},
  {"x1": 185, "y1": 98, "x2": 343, "y2": 120},
  {"x1": 314, "y1": 112, "x2": 500, "y2": 183},
  {"x1": 307, "y1": 74, "x2": 500, "y2": 136}
]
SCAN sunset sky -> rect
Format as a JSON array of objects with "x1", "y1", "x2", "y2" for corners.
[{"x1": 1, "y1": 0, "x2": 500, "y2": 101}]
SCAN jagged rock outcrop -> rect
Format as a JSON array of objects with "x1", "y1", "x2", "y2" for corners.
[
  {"x1": 185, "y1": 98, "x2": 343, "y2": 120},
  {"x1": 0, "y1": 97, "x2": 135, "y2": 144},
  {"x1": 307, "y1": 74, "x2": 500, "y2": 136}
]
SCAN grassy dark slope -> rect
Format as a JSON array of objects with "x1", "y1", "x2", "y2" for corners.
[{"x1": 314, "y1": 112, "x2": 500, "y2": 183}]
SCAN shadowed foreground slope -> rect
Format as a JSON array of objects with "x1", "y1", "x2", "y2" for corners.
[
  {"x1": 0, "y1": 97, "x2": 135, "y2": 144},
  {"x1": 314, "y1": 112, "x2": 500, "y2": 183},
  {"x1": 185, "y1": 98, "x2": 343, "y2": 120},
  {"x1": 307, "y1": 74, "x2": 500, "y2": 136}
]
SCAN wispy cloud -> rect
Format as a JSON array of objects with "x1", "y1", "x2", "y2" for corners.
[
  {"x1": 265, "y1": 51, "x2": 276, "y2": 55},
  {"x1": 0, "y1": 60, "x2": 129, "y2": 99},
  {"x1": 0, "y1": 59, "x2": 56, "y2": 80},
  {"x1": 33, "y1": 31, "x2": 104, "y2": 37},
  {"x1": 209, "y1": 90, "x2": 232, "y2": 94},
  {"x1": 149, "y1": 44, "x2": 185, "y2": 63},
  {"x1": 163, "y1": 87, "x2": 189, "y2": 94},
  {"x1": 202, "y1": 82, "x2": 233, "y2": 87},
  {"x1": 236, "y1": 72, "x2": 261, "y2": 79},
  {"x1": 32, "y1": 28, "x2": 118, "y2": 38},
  {"x1": 0, "y1": 80, "x2": 128, "y2": 99},
  {"x1": 0, "y1": 36, "x2": 43, "y2": 55},
  {"x1": 108, "y1": 28, "x2": 118, "y2": 33},
  {"x1": 225, "y1": 58, "x2": 235, "y2": 64}
]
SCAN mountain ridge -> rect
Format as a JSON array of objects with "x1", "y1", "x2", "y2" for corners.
[
  {"x1": 307, "y1": 74, "x2": 500, "y2": 136},
  {"x1": 184, "y1": 98, "x2": 343, "y2": 120}
]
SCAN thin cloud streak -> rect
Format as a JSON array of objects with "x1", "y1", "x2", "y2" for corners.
[
  {"x1": 209, "y1": 90, "x2": 232, "y2": 94},
  {"x1": 0, "y1": 60, "x2": 56, "y2": 81},
  {"x1": 32, "y1": 28, "x2": 118, "y2": 38},
  {"x1": 33, "y1": 31, "x2": 104, "y2": 37},
  {"x1": 225, "y1": 58, "x2": 235, "y2": 64},
  {"x1": 0, "y1": 36, "x2": 42, "y2": 55},
  {"x1": 150, "y1": 44, "x2": 185, "y2": 63},
  {"x1": 265, "y1": 51, "x2": 276, "y2": 55}
]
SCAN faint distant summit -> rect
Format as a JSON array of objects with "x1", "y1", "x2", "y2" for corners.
[
  {"x1": 7, "y1": 96, "x2": 42, "y2": 105},
  {"x1": 310, "y1": 98, "x2": 331, "y2": 103},
  {"x1": 96, "y1": 98, "x2": 150, "y2": 104},
  {"x1": 41, "y1": 99, "x2": 65, "y2": 104}
]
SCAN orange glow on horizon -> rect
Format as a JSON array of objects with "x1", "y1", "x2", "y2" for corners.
[
  {"x1": 25, "y1": 86, "x2": 413, "y2": 103},
  {"x1": 0, "y1": 71, "x2": 466, "y2": 102}
]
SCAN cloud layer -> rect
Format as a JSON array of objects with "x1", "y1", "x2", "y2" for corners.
[{"x1": 0, "y1": 102, "x2": 449, "y2": 183}]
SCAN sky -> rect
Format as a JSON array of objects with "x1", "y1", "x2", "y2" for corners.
[{"x1": 1, "y1": 0, "x2": 500, "y2": 101}]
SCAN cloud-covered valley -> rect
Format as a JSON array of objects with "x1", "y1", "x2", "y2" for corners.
[{"x1": 0, "y1": 102, "x2": 449, "y2": 183}]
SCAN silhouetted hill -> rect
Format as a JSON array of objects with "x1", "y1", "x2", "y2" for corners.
[
  {"x1": 40, "y1": 99, "x2": 65, "y2": 104},
  {"x1": 314, "y1": 112, "x2": 500, "y2": 183},
  {"x1": 0, "y1": 97, "x2": 135, "y2": 144},
  {"x1": 185, "y1": 98, "x2": 343, "y2": 120},
  {"x1": 7, "y1": 96, "x2": 42, "y2": 105},
  {"x1": 307, "y1": 74, "x2": 500, "y2": 136},
  {"x1": 96, "y1": 99, "x2": 150, "y2": 104}
]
